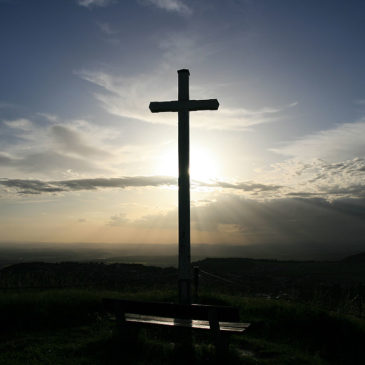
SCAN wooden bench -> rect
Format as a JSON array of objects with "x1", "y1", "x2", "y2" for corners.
[{"x1": 103, "y1": 298, "x2": 250, "y2": 353}]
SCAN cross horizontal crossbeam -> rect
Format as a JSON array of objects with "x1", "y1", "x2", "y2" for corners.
[{"x1": 149, "y1": 99, "x2": 219, "y2": 113}]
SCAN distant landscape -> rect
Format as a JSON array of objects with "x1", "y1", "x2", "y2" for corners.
[
  {"x1": 1, "y1": 241, "x2": 364, "y2": 270},
  {"x1": 1, "y1": 244, "x2": 365, "y2": 317}
]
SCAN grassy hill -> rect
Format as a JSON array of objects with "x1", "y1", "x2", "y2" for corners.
[
  {"x1": 1, "y1": 257, "x2": 365, "y2": 316},
  {"x1": 0, "y1": 261, "x2": 177, "y2": 290},
  {"x1": 0, "y1": 258, "x2": 365, "y2": 364},
  {"x1": 0, "y1": 288, "x2": 364, "y2": 364}
]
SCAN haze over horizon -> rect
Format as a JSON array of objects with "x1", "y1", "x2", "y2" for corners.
[{"x1": 1, "y1": 0, "x2": 365, "y2": 259}]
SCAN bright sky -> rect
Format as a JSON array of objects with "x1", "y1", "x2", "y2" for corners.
[{"x1": 0, "y1": 0, "x2": 365, "y2": 256}]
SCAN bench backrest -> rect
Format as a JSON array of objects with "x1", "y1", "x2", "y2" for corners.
[{"x1": 103, "y1": 298, "x2": 240, "y2": 322}]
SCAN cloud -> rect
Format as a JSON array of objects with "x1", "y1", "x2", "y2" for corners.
[
  {"x1": 76, "y1": 28, "x2": 297, "y2": 130},
  {"x1": 0, "y1": 175, "x2": 285, "y2": 196},
  {"x1": 0, "y1": 116, "x2": 120, "y2": 178},
  {"x1": 271, "y1": 120, "x2": 365, "y2": 161},
  {"x1": 260, "y1": 158, "x2": 365, "y2": 200},
  {"x1": 0, "y1": 179, "x2": 64, "y2": 194},
  {"x1": 0, "y1": 102, "x2": 12, "y2": 109},
  {"x1": 58, "y1": 176, "x2": 177, "y2": 190},
  {"x1": 196, "y1": 195, "x2": 365, "y2": 241},
  {"x1": 1, "y1": 116, "x2": 364, "y2": 201},
  {"x1": 0, "y1": 151, "x2": 106, "y2": 175},
  {"x1": 78, "y1": 68, "x2": 295, "y2": 130},
  {"x1": 0, "y1": 152, "x2": 15, "y2": 165},
  {"x1": 144, "y1": 0, "x2": 192, "y2": 14},
  {"x1": 130, "y1": 194, "x2": 365, "y2": 253},
  {"x1": 108, "y1": 213, "x2": 129, "y2": 226},
  {"x1": 3, "y1": 118, "x2": 32, "y2": 131},
  {"x1": 262, "y1": 120, "x2": 365, "y2": 200},
  {"x1": 96, "y1": 22, "x2": 119, "y2": 35},
  {"x1": 51, "y1": 125, "x2": 111, "y2": 158},
  {"x1": 1, "y1": 169, "x2": 364, "y2": 201},
  {"x1": 0, "y1": 174, "x2": 284, "y2": 196},
  {"x1": 0, "y1": 176, "x2": 177, "y2": 194},
  {"x1": 196, "y1": 180, "x2": 281, "y2": 193},
  {"x1": 37, "y1": 113, "x2": 59, "y2": 123},
  {"x1": 132, "y1": 209, "x2": 177, "y2": 229},
  {"x1": 108, "y1": 213, "x2": 131, "y2": 227},
  {"x1": 76, "y1": 0, "x2": 116, "y2": 8}
]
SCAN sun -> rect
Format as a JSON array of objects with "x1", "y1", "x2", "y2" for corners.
[
  {"x1": 190, "y1": 146, "x2": 219, "y2": 181},
  {"x1": 156, "y1": 145, "x2": 219, "y2": 182}
]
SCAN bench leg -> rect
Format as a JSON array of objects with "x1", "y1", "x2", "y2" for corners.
[
  {"x1": 208, "y1": 311, "x2": 229, "y2": 358},
  {"x1": 114, "y1": 311, "x2": 139, "y2": 344},
  {"x1": 114, "y1": 310, "x2": 126, "y2": 337},
  {"x1": 214, "y1": 334, "x2": 229, "y2": 359},
  {"x1": 174, "y1": 330, "x2": 194, "y2": 364}
]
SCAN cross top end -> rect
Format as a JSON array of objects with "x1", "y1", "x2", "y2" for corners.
[
  {"x1": 149, "y1": 69, "x2": 219, "y2": 113},
  {"x1": 178, "y1": 69, "x2": 190, "y2": 75}
]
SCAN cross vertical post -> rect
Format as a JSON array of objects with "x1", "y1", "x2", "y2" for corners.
[
  {"x1": 149, "y1": 69, "x2": 219, "y2": 305},
  {"x1": 177, "y1": 69, "x2": 191, "y2": 304}
]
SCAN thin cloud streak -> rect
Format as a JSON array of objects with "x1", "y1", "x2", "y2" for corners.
[
  {"x1": 271, "y1": 120, "x2": 365, "y2": 161},
  {"x1": 144, "y1": 0, "x2": 192, "y2": 15},
  {"x1": 0, "y1": 151, "x2": 107, "y2": 175},
  {"x1": 0, "y1": 117, "x2": 120, "y2": 178},
  {"x1": 96, "y1": 22, "x2": 119, "y2": 35},
  {"x1": 78, "y1": 69, "x2": 295, "y2": 130},
  {"x1": 51, "y1": 125, "x2": 112, "y2": 158},
  {"x1": 196, "y1": 180, "x2": 281, "y2": 193},
  {"x1": 0, "y1": 176, "x2": 177, "y2": 194},
  {"x1": 3, "y1": 118, "x2": 33, "y2": 131},
  {"x1": 1, "y1": 170, "x2": 364, "y2": 200},
  {"x1": 76, "y1": 0, "x2": 116, "y2": 8},
  {"x1": 0, "y1": 176, "x2": 281, "y2": 195}
]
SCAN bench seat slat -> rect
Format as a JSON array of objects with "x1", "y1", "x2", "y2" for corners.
[
  {"x1": 103, "y1": 298, "x2": 240, "y2": 321},
  {"x1": 114, "y1": 314, "x2": 250, "y2": 333}
]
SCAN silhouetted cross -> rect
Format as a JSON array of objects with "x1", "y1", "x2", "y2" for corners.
[{"x1": 149, "y1": 69, "x2": 219, "y2": 304}]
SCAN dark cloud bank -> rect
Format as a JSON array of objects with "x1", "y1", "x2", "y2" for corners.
[
  {"x1": 0, "y1": 176, "x2": 177, "y2": 194},
  {"x1": 0, "y1": 177, "x2": 281, "y2": 194},
  {"x1": 129, "y1": 195, "x2": 365, "y2": 259}
]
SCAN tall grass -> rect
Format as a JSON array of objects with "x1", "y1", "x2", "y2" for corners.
[
  {"x1": 0, "y1": 288, "x2": 179, "y2": 332},
  {"x1": 0, "y1": 288, "x2": 364, "y2": 364}
]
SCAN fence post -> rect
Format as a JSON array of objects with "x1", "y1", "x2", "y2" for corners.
[{"x1": 193, "y1": 266, "x2": 199, "y2": 302}]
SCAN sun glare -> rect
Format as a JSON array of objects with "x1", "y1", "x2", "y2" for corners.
[
  {"x1": 191, "y1": 146, "x2": 219, "y2": 181},
  {"x1": 157, "y1": 146, "x2": 219, "y2": 182}
]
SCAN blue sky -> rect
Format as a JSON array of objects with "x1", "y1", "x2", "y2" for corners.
[{"x1": 0, "y1": 0, "x2": 365, "y2": 257}]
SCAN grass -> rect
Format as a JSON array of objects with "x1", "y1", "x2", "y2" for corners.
[{"x1": 0, "y1": 288, "x2": 364, "y2": 364}]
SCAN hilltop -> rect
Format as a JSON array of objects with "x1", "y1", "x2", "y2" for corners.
[
  {"x1": 342, "y1": 252, "x2": 365, "y2": 263},
  {"x1": 0, "y1": 261, "x2": 176, "y2": 290},
  {"x1": 1, "y1": 257, "x2": 365, "y2": 318}
]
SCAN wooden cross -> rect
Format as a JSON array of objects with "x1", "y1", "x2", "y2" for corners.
[{"x1": 149, "y1": 69, "x2": 219, "y2": 304}]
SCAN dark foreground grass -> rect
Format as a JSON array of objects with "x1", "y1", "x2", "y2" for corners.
[{"x1": 0, "y1": 289, "x2": 364, "y2": 364}]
